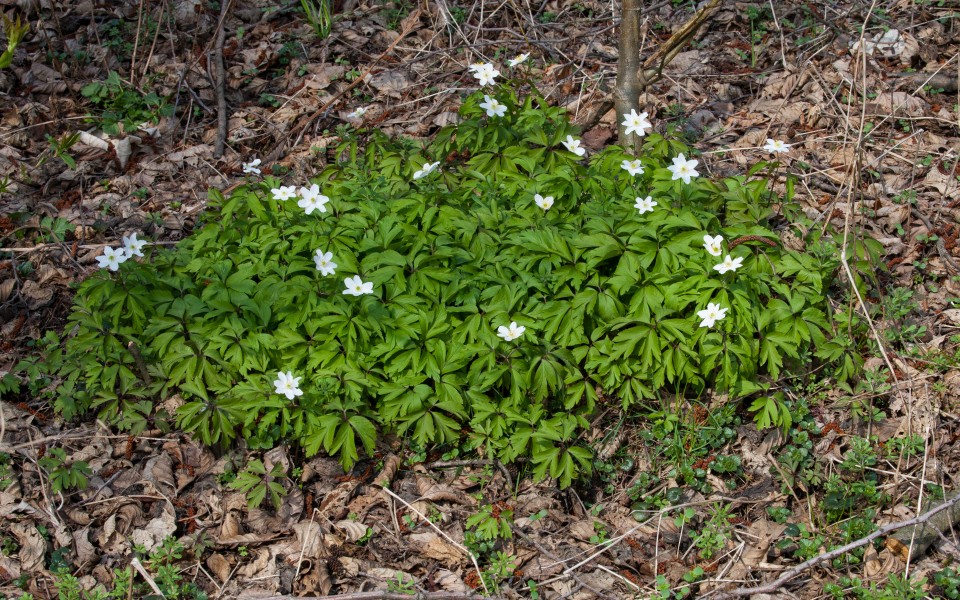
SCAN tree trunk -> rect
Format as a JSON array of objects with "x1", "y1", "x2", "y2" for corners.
[{"x1": 615, "y1": 0, "x2": 642, "y2": 148}]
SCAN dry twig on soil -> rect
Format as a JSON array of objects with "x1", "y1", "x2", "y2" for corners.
[{"x1": 711, "y1": 490, "x2": 960, "y2": 599}]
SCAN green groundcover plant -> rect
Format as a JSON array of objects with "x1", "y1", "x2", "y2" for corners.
[{"x1": 36, "y1": 67, "x2": 876, "y2": 487}]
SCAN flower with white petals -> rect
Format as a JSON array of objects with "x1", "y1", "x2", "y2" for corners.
[
  {"x1": 763, "y1": 138, "x2": 790, "y2": 153},
  {"x1": 667, "y1": 154, "x2": 700, "y2": 185},
  {"x1": 413, "y1": 161, "x2": 440, "y2": 180},
  {"x1": 697, "y1": 303, "x2": 728, "y2": 328},
  {"x1": 471, "y1": 63, "x2": 500, "y2": 86},
  {"x1": 272, "y1": 186, "x2": 297, "y2": 201},
  {"x1": 273, "y1": 371, "x2": 303, "y2": 400},
  {"x1": 621, "y1": 159, "x2": 644, "y2": 176},
  {"x1": 298, "y1": 184, "x2": 330, "y2": 215},
  {"x1": 703, "y1": 234, "x2": 723, "y2": 257},
  {"x1": 96, "y1": 246, "x2": 128, "y2": 271},
  {"x1": 343, "y1": 275, "x2": 374, "y2": 296},
  {"x1": 621, "y1": 109, "x2": 652, "y2": 137},
  {"x1": 534, "y1": 194, "x2": 554, "y2": 211},
  {"x1": 562, "y1": 135, "x2": 586, "y2": 157},
  {"x1": 242, "y1": 158, "x2": 262, "y2": 175},
  {"x1": 713, "y1": 254, "x2": 744, "y2": 274},
  {"x1": 634, "y1": 195, "x2": 657, "y2": 214},
  {"x1": 479, "y1": 95, "x2": 507, "y2": 117},
  {"x1": 347, "y1": 106, "x2": 368, "y2": 119},
  {"x1": 314, "y1": 250, "x2": 337, "y2": 276},
  {"x1": 508, "y1": 53, "x2": 530, "y2": 67},
  {"x1": 122, "y1": 232, "x2": 147, "y2": 258},
  {"x1": 497, "y1": 321, "x2": 526, "y2": 341}
]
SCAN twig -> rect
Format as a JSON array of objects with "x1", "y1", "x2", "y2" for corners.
[
  {"x1": 211, "y1": 0, "x2": 232, "y2": 158},
  {"x1": 711, "y1": 490, "x2": 960, "y2": 599},
  {"x1": 513, "y1": 529, "x2": 623, "y2": 599},
  {"x1": 130, "y1": 557, "x2": 166, "y2": 598}
]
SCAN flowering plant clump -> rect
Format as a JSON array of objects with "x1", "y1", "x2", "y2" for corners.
[{"x1": 44, "y1": 82, "x2": 876, "y2": 486}]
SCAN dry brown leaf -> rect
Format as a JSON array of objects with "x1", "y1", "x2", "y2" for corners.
[
  {"x1": 318, "y1": 480, "x2": 360, "y2": 520},
  {"x1": 291, "y1": 520, "x2": 326, "y2": 559},
  {"x1": 130, "y1": 503, "x2": 177, "y2": 552},
  {"x1": 370, "y1": 70, "x2": 412, "y2": 98},
  {"x1": 9, "y1": 522, "x2": 45, "y2": 574},
  {"x1": 334, "y1": 520, "x2": 370, "y2": 543},
  {"x1": 434, "y1": 569, "x2": 469, "y2": 593},
  {"x1": 298, "y1": 559, "x2": 333, "y2": 595},
  {"x1": 407, "y1": 531, "x2": 466, "y2": 564},
  {"x1": 415, "y1": 474, "x2": 474, "y2": 505},
  {"x1": 144, "y1": 453, "x2": 176, "y2": 496},
  {"x1": 568, "y1": 519, "x2": 602, "y2": 542},
  {"x1": 207, "y1": 552, "x2": 232, "y2": 583},
  {"x1": 73, "y1": 527, "x2": 97, "y2": 565}
]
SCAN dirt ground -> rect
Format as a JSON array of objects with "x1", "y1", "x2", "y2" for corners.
[{"x1": 1, "y1": 0, "x2": 960, "y2": 598}]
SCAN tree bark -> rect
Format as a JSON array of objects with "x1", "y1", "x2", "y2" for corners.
[{"x1": 615, "y1": 0, "x2": 642, "y2": 147}]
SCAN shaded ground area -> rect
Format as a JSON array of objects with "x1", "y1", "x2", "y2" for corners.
[{"x1": 1, "y1": 0, "x2": 960, "y2": 598}]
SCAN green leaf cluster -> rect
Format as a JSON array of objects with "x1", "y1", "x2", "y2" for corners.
[
  {"x1": 48, "y1": 84, "x2": 869, "y2": 485},
  {"x1": 80, "y1": 71, "x2": 174, "y2": 136}
]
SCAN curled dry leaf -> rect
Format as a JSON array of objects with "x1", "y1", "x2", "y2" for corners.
[
  {"x1": 415, "y1": 474, "x2": 474, "y2": 505},
  {"x1": 335, "y1": 519, "x2": 370, "y2": 543},
  {"x1": 298, "y1": 558, "x2": 333, "y2": 595}
]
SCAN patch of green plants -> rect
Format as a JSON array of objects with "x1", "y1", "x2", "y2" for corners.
[
  {"x1": 301, "y1": 0, "x2": 332, "y2": 39},
  {"x1": 81, "y1": 71, "x2": 174, "y2": 136},
  {"x1": 228, "y1": 458, "x2": 289, "y2": 510},
  {"x1": 0, "y1": 13, "x2": 28, "y2": 69},
  {"x1": 46, "y1": 536, "x2": 207, "y2": 600},
  {"x1": 38, "y1": 448, "x2": 91, "y2": 494},
  {"x1": 36, "y1": 80, "x2": 876, "y2": 486},
  {"x1": 935, "y1": 566, "x2": 960, "y2": 599},
  {"x1": 824, "y1": 573, "x2": 926, "y2": 599}
]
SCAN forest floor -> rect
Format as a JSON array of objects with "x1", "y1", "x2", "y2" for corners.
[{"x1": 1, "y1": 0, "x2": 960, "y2": 598}]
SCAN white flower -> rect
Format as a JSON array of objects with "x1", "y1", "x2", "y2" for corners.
[
  {"x1": 703, "y1": 234, "x2": 723, "y2": 257},
  {"x1": 534, "y1": 194, "x2": 554, "y2": 211},
  {"x1": 413, "y1": 161, "x2": 440, "y2": 180},
  {"x1": 96, "y1": 246, "x2": 128, "y2": 271},
  {"x1": 313, "y1": 250, "x2": 337, "y2": 276},
  {"x1": 634, "y1": 195, "x2": 657, "y2": 214},
  {"x1": 122, "y1": 232, "x2": 147, "y2": 258},
  {"x1": 713, "y1": 254, "x2": 744, "y2": 274},
  {"x1": 471, "y1": 63, "x2": 500, "y2": 86},
  {"x1": 667, "y1": 153, "x2": 700, "y2": 185},
  {"x1": 242, "y1": 158, "x2": 262, "y2": 175},
  {"x1": 273, "y1": 371, "x2": 303, "y2": 400},
  {"x1": 479, "y1": 95, "x2": 507, "y2": 118},
  {"x1": 496, "y1": 321, "x2": 526, "y2": 341},
  {"x1": 508, "y1": 53, "x2": 530, "y2": 67},
  {"x1": 347, "y1": 106, "x2": 368, "y2": 119},
  {"x1": 562, "y1": 135, "x2": 586, "y2": 157},
  {"x1": 697, "y1": 303, "x2": 728, "y2": 328},
  {"x1": 763, "y1": 138, "x2": 790, "y2": 153},
  {"x1": 298, "y1": 184, "x2": 330, "y2": 215},
  {"x1": 343, "y1": 275, "x2": 374, "y2": 296},
  {"x1": 621, "y1": 109, "x2": 652, "y2": 137},
  {"x1": 272, "y1": 185, "x2": 297, "y2": 201},
  {"x1": 621, "y1": 159, "x2": 644, "y2": 176}
]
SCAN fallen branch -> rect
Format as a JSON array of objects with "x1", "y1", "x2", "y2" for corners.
[{"x1": 712, "y1": 490, "x2": 960, "y2": 599}]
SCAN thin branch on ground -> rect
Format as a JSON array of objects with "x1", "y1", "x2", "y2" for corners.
[{"x1": 711, "y1": 490, "x2": 960, "y2": 599}]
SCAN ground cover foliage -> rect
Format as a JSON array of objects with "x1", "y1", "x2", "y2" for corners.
[
  {"x1": 1, "y1": 0, "x2": 960, "y2": 598},
  {"x1": 48, "y1": 82, "x2": 870, "y2": 486}
]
